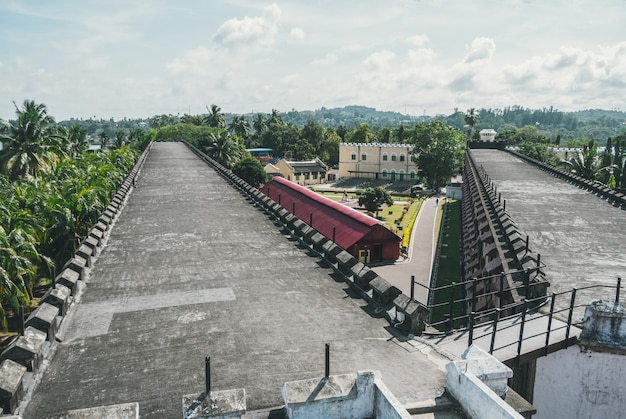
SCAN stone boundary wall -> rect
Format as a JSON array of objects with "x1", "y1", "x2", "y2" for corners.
[
  {"x1": 506, "y1": 149, "x2": 626, "y2": 210},
  {"x1": 462, "y1": 150, "x2": 549, "y2": 318},
  {"x1": 184, "y1": 142, "x2": 429, "y2": 337},
  {"x1": 0, "y1": 143, "x2": 153, "y2": 416}
]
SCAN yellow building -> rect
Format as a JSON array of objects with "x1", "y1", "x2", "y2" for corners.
[
  {"x1": 338, "y1": 143, "x2": 416, "y2": 181},
  {"x1": 264, "y1": 158, "x2": 328, "y2": 186}
]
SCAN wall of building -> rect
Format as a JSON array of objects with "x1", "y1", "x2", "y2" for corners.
[
  {"x1": 533, "y1": 344, "x2": 626, "y2": 419},
  {"x1": 338, "y1": 143, "x2": 415, "y2": 180}
]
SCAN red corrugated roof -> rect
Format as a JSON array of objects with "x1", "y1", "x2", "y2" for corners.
[{"x1": 260, "y1": 177, "x2": 400, "y2": 250}]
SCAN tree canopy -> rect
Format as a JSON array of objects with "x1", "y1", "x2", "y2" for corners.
[
  {"x1": 358, "y1": 187, "x2": 393, "y2": 216},
  {"x1": 409, "y1": 120, "x2": 465, "y2": 191}
]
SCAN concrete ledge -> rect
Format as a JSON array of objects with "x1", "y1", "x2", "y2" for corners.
[
  {"x1": 353, "y1": 267, "x2": 379, "y2": 289},
  {"x1": 55, "y1": 269, "x2": 80, "y2": 295},
  {"x1": 93, "y1": 221, "x2": 108, "y2": 233},
  {"x1": 75, "y1": 244, "x2": 94, "y2": 268},
  {"x1": 40, "y1": 285, "x2": 71, "y2": 316},
  {"x1": 370, "y1": 277, "x2": 402, "y2": 307},
  {"x1": 335, "y1": 250, "x2": 358, "y2": 274},
  {"x1": 182, "y1": 388, "x2": 246, "y2": 419},
  {"x1": 24, "y1": 302, "x2": 59, "y2": 342},
  {"x1": 88, "y1": 228, "x2": 104, "y2": 245},
  {"x1": 81, "y1": 236, "x2": 100, "y2": 253},
  {"x1": 65, "y1": 402, "x2": 139, "y2": 418},
  {"x1": 0, "y1": 359, "x2": 27, "y2": 414},
  {"x1": 0, "y1": 326, "x2": 46, "y2": 372},
  {"x1": 393, "y1": 294, "x2": 429, "y2": 335},
  {"x1": 64, "y1": 255, "x2": 87, "y2": 280},
  {"x1": 309, "y1": 232, "x2": 329, "y2": 251},
  {"x1": 322, "y1": 242, "x2": 343, "y2": 264}
]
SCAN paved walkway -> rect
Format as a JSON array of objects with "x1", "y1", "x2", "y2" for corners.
[{"x1": 373, "y1": 196, "x2": 440, "y2": 305}]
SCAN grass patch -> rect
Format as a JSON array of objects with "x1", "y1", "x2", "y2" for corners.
[{"x1": 430, "y1": 199, "x2": 464, "y2": 329}]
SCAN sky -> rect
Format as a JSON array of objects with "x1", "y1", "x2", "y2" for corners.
[{"x1": 1, "y1": 0, "x2": 625, "y2": 121}]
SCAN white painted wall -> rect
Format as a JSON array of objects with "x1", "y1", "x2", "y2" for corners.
[{"x1": 533, "y1": 345, "x2": 626, "y2": 419}]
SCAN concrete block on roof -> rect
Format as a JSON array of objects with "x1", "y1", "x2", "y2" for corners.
[
  {"x1": 353, "y1": 267, "x2": 379, "y2": 289},
  {"x1": 75, "y1": 244, "x2": 94, "y2": 268},
  {"x1": 55, "y1": 269, "x2": 79, "y2": 295},
  {"x1": 393, "y1": 294, "x2": 429, "y2": 335},
  {"x1": 103, "y1": 209, "x2": 116, "y2": 220},
  {"x1": 182, "y1": 388, "x2": 246, "y2": 419},
  {"x1": 24, "y1": 302, "x2": 59, "y2": 342},
  {"x1": 322, "y1": 242, "x2": 343, "y2": 263},
  {"x1": 296, "y1": 224, "x2": 313, "y2": 240},
  {"x1": 289, "y1": 218, "x2": 305, "y2": 233},
  {"x1": 0, "y1": 327, "x2": 45, "y2": 372},
  {"x1": 310, "y1": 232, "x2": 329, "y2": 251},
  {"x1": 370, "y1": 277, "x2": 401, "y2": 308},
  {"x1": 93, "y1": 221, "x2": 108, "y2": 233},
  {"x1": 336, "y1": 250, "x2": 358, "y2": 274},
  {"x1": 40, "y1": 285, "x2": 71, "y2": 316},
  {"x1": 460, "y1": 345, "x2": 513, "y2": 398},
  {"x1": 64, "y1": 255, "x2": 87, "y2": 279},
  {"x1": 81, "y1": 236, "x2": 100, "y2": 253},
  {"x1": 0, "y1": 359, "x2": 27, "y2": 414}
]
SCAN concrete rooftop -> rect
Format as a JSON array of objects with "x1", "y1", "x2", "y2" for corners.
[
  {"x1": 23, "y1": 143, "x2": 449, "y2": 418},
  {"x1": 470, "y1": 149, "x2": 626, "y2": 321}
]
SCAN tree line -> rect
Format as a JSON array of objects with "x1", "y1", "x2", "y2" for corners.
[{"x1": 0, "y1": 100, "x2": 148, "y2": 332}]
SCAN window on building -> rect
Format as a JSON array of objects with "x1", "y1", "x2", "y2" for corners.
[
  {"x1": 313, "y1": 172, "x2": 318, "y2": 179},
  {"x1": 410, "y1": 171, "x2": 416, "y2": 179},
  {"x1": 399, "y1": 154, "x2": 405, "y2": 162},
  {"x1": 351, "y1": 153, "x2": 357, "y2": 161},
  {"x1": 382, "y1": 170, "x2": 388, "y2": 178},
  {"x1": 382, "y1": 154, "x2": 388, "y2": 161},
  {"x1": 304, "y1": 173, "x2": 310, "y2": 180},
  {"x1": 295, "y1": 174, "x2": 300, "y2": 181},
  {"x1": 361, "y1": 153, "x2": 367, "y2": 161},
  {"x1": 391, "y1": 154, "x2": 397, "y2": 162}
]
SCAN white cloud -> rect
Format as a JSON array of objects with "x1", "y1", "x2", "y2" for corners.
[
  {"x1": 407, "y1": 35, "x2": 429, "y2": 48},
  {"x1": 464, "y1": 37, "x2": 496, "y2": 63},
  {"x1": 313, "y1": 53, "x2": 338, "y2": 67},
  {"x1": 362, "y1": 50, "x2": 396, "y2": 70},
  {"x1": 289, "y1": 27, "x2": 305, "y2": 41},
  {"x1": 213, "y1": 3, "x2": 281, "y2": 49},
  {"x1": 166, "y1": 46, "x2": 214, "y2": 77}
]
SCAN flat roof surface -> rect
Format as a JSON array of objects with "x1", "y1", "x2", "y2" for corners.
[
  {"x1": 470, "y1": 149, "x2": 626, "y2": 321},
  {"x1": 24, "y1": 142, "x2": 448, "y2": 418}
]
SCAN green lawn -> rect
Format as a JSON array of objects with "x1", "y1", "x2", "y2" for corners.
[
  {"x1": 314, "y1": 190, "x2": 423, "y2": 242},
  {"x1": 429, "y1": 199, "x2": 464, "y2": 329}
]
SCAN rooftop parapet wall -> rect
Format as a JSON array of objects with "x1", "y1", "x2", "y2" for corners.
[{"x1": 462, "y1": 150, "x2": 549, "y2": 318}]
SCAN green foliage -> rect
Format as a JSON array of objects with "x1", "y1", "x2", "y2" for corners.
[
  {"x1": 357, "y1": 186, "x2": 393, "y2": 216},
  {"x1": 233, "y1": 156, "x2": 267, "y2": 187},
  {"x1": 409, "y1": 120, "x2": 465, "y2": 191},
  {"x1": 517, "y1": 142, "x2": 559, "y2": 165}
]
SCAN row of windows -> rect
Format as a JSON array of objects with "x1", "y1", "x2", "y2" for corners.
[
  {"x1": 294, "y1": 172, "x2": 320, "y2": 181},
  {"x1": 382, "y1": 170, "x2": 417, "y2": 180},
  {"x1": 350, "y1": 152, "x2": 407, "y2": 162}
]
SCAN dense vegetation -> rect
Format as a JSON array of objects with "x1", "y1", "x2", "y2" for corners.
[{"x1": 0, "y1": 100, "x2": 148, "y2": 332}]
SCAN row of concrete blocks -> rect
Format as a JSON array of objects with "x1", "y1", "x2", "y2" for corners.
[
  {"x1": 509, "y1": 150, "x2": 626, "y2": 209},
  {"x1": 467, "y1": 152, "x2": 543, "y2": 276},
  {"x1": 184, "y1": 142, "x2": 429, "y2": 336},
  {"x1": 0, "y1": 145, "x2": 151, "y2": 416}
]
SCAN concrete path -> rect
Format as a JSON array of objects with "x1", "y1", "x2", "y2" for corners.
[{"x1": 373, "y1": 196, "x2": 440, "y2": 305}]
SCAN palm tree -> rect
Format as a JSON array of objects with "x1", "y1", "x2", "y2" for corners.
[
  {"x1": 207, "y1": 132, "x2": 241, "y2": 168},
  {"x1": 228, "y1": 115, "x2": 251, "y2": 140},
  {"x1": 0, "y1": 100, "x2": 58, "y2": 180},
  {"x1": 112, "y1": 130, "x2": 127, "y2": 149},
  {"x1": 253, "y1": 113, "x2": 267, "y2": 135},
  {"x1": 464, "y1": 108, "x2": 479, "y2": 144},
  {"x1": 204, "y1": 104, "x2": 225, "y2": 128},
  {"x1": 65, "y1": 124, "x2": 89, "y2": 157},
  {"x1": 98, "y1": 131, "x2": 110, "y2": 149},
  {"x1": 562, "y1": 140, "x2": 613, "y2": 180},
  {"x1": 268, "y1": 108, "x2": 283, "y2": 125}
]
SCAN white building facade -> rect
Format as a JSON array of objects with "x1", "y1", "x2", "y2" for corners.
[{"x1": 338, "y1": 143, "x2": 416, "y2": 181}]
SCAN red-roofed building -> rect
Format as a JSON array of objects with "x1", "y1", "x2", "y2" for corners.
[{"x1": 260, "y1": 177, "x2": 401, "y2": 262}]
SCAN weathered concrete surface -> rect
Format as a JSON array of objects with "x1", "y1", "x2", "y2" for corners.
[
  {"x1": 23, "y1": 143, "x2": 448, "y2": 418},
  {"x1": 471, "y1": 149, "x2": 626, "y2": 320}
]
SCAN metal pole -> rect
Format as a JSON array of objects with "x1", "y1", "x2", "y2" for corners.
[
  {"x1": 410, "y1": 275, "x2": 415, "y2": 301},
  {"x1": 468, "y1": 312, "x2": 475, "y2": 346},
  {"x1": 205, "y1": 357, "x2": 211, "y2": 394},
  {"x1": 325, "y1": 343, "x2": 330, "y2": 378},
  {"x1": 516, "y1": 301, "x2": 528, "y2": 366},
  {"x1": 564, "y1": 289, "x2": 577, "y2": 349},
  {"x1": 309, "y1": 212, "x2": 313, "y2": 227},
  {"x1": 19, "y1": 306, "x2": 25, "y2": 336},
  {"x1": 616, "y1": 277, "x2": 622, "y2": 309},
  {"x1": 471, "y1": 277, "x2": 478, "y2": 314},
  {"x1": 544, "y1": 293, "x2": 556, "y2": 357},
  {"x1": 332, "y1": 227, "x2": 336, "y2": 243},
  {"x1": 448, "y1": 282, "x2": 455, "y2": 330},
  {"x1": 292, "y1": 202, "x2": 295, "y2": 215},
  {"x1": 499, "y1": 273, "x2": 505, "y2": 309},
  {"x1": 490, "y1": 308, "x2": 500, "y2": 354}
]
